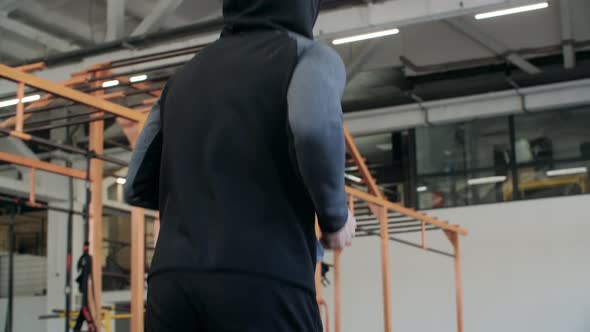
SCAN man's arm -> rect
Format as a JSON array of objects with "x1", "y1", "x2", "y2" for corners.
[
  {"x1": 287, "y1": 42, "x2": 349, "y2": 233},
  {"x1": 123, "y1": 89, "x2": 166, "y2": 209}
]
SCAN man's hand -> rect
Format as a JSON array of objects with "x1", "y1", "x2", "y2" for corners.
[{"x1": 321, "y1": 210, "x2": 357, "y2": 250}]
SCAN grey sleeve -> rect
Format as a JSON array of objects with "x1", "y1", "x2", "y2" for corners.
[
  {"x1": 123, "y1": 95, "x2": 164, "y2": 210},
  {"x1": 287, "y1": 42, "x2": 348, "y2": 233}
]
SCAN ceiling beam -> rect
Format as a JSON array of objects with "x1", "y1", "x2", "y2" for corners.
[
  {"x1": 131, "y1": 0, "x2": 184, "y2": 36},
  {"x1": 314, "y1": 0, "x2": 544, "y2": 41},
  {"x1": 444, "y1": 18, "x2": 542, "y2": 75},
  {"x1": 13, "y1": 2, "x2": 94, "y2": 45},
  {"x1": 0, "y1": 13, "x2": 78, "y2": 52},
  {"x1": 106, "y1": 0, "x2": 126, "y2": 42},
  {"x1": 0, "y1": 0, "x2": 20, "y2": 12},
  {"x1": 0, "y1": 32, "x2": 43, "y2": 61},
  {"x1": 345, "y1": 39, "x2": 383, "y2": 84},
  {"x1": 559, "y1": 0, "x2": 575, "y2": 69}
]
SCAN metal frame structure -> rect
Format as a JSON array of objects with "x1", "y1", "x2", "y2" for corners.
[
  {"x1": 0, "y1": 48, "x2": 468, "y2": 332},
  {"x1": 0, "y1": 63, "x2": 148, "y2": 332}
]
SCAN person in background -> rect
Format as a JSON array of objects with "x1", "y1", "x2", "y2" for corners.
[{"x1": 124, "y1": 0, "x2": 356, "y2": 330}]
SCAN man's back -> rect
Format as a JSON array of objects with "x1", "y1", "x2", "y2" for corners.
[
  {"x1": 124, "y1": 0, "x2": 355, "y2": 330},
  {"x1": 153, "y1": 29, "x2": 318, "y2": 291}
]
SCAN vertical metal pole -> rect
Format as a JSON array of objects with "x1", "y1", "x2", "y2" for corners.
[
  {"x1": 333, "y1": 250, "x2": 342, "y2": 332},
  {"x1": 15, "y1": 83, "x2": 25, "y2": 132},
  {"x1": 445, "y1": 231, "x2": 464, "y2": 332},
  {"x1": 453, "y1": 235, "x2": 464, "y2": 332},
  {"x1": 130, "y1": 207, "x2": 145, "y2": 332},
  {"x1": 421, "y1": 221, "x2": 427, "y2": 250},
  {"x1": 335, "y1": 196, "x2": 355, "y2": 332},
  {"x1": 65, "y1": 161, "x2": 74, "y2": 332},
  {"x1": 89, "y1": 72, "x2": 106, "y2": 327},
  {"x1": 6, "y1": 206, "x2": 18, "y2": 332},
  {"x1": 375, "y1": 205, "x2": 392, "y2": 332},
  {"x1": 126, "y1": 106, "x2": 146, "y2": 332}
]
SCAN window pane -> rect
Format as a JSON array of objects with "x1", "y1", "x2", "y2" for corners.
[
  {"x1": 417, "y1": 170, "x2": 509, "y2": 209},
  {"x1": 514, "y1": 107, "x2": 590, "y2": 162},
  {"x1": 416, "y1": 118, "x2": 511, "y2": 175},
  {"x1": 511, "y1": 107, "x2": 590, "y2": 200}
]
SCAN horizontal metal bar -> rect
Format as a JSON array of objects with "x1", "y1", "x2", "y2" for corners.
[
  {"x1": 0, "y1": 128, "x2": 128, "y2": 167},
  {"x1": 0, "y1": 64, "x2": 146, "y2": 122},
  {"x1": 357, "y1": 229, "x2": 455, "y2": 258},
  {"x1": 25, "y1": 114, "x2": 113, "y2": 133},
  {"x1": 0, "y1": 196, "x2": 85, "y2": 216}
]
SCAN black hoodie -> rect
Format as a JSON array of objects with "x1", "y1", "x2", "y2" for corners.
[
  {"x1": 125, "y1": 0, "x2": 347, "y2": 292},
  {"x1": 223, "y1": 0, "x2": 321, "y2": 38}
]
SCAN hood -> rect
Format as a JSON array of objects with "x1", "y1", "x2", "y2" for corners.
[{"x1": 223, "y1": 0, "x2": 322, "y2": 39}]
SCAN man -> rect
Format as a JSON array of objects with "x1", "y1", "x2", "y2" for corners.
[{"x1": 125, "y1": 0, "x2": 356, "y2": 330}]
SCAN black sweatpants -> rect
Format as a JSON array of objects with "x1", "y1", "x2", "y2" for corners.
[{"x1": 146, "y1": 271, "x2": 322, "y2": 332}]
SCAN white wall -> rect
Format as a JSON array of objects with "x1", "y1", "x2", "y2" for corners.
[
  {"x1": 323, "y1": 194, "x2": 590, "y2": 332},
  {"x1": 0, "y1": 296, "x2": 46, "y2": 332}
]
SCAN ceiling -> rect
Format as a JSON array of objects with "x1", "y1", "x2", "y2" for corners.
[{"x1": 1, "y1": 0, "x2": 590, "y2": 113}]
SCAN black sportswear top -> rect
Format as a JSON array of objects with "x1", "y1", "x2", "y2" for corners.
[{"x1": 125, "y1": 0, "x2": 347, "y2": 292}]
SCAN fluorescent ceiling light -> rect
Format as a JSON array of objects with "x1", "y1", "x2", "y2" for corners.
[
  {"x1": 468, "y1": 176, "x2": 507, "y2": 186},
  {"x1": 417, "y1": 186, "x2": 428, "y2": 192},
  {"x1": 333, "y1": 28, "x2": 399, "y2": 45},
  {"x1": 0, "y1": 94, "x2": 42, "y2": 108},
  {"x1": 116, "y1": 178, "x2": 127, "y2": 185},
  {"x1": 475, "y1": 2, "x2": 548, "y2": 20},
  {"x1": 21, "y1": 95, "x2": 41, "y2": 103},
  {"x1": 546, "y1": 167, "x2": 588, "y2": 177},
  {"x1": 344, "y1": 173, "x2": 363, "y2": 183},
  {"x1": 129, "y1": 75, "x2": 148, "y2": 83},
  {"x1": 0, "y1": 99, "x2": 19, "y2": 108},
  {"x1": 102, "y1": 80, "x2": 120, "y2": 88},
  {"x1": 376, "y1": 143, "x2": 393, "y2": 151}
]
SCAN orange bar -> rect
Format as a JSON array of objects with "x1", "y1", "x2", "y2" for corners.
[
  {"x1": 343, "y1": 126, "x2": 383, "y2": 198},
  {"x1": 445, "y1": 231, "x2": 464, "y2": 332},
  {"x1": 335, "y1": 195, "x2": 355, "y2": 332},
  {"x1": 29, "y1": 168, "x2": 36, "y2": 204},
  {"x1": 319, "y1": 299, "x2": 331, "y2": 332},
  {"x1": 333, "y1": 250, "x2": 342, "y2": 332},
  {"x1": 142, "y1": 97, "x2": 158, "y2": 105},
  {"x1": 10, "y1": 131, "x2": 32, "y2": 141},
  {"x1": 130, "y1": 207, "x2": 146, "y2": 332},
  {"x1": 346, "y1": 186, "x2": 468, "y2": 236},
  {"x1": 0, "y1": 151, "x2": 86, "y2": 179},
  {"x1": 15, "y1": 62, "x2": 46, "y2": 73},
  {"x1": 0, "y1": 64, "x2": 145, "y2": 122},
  {"x1": 376, "y1": 206, "x2": 393, "y2": 332},
  {"x1": 15, "y1": 82, "x2": 25, "y2": 132},
  {"x1": 88, "y1": 72, "x2": 106, "y2": 329},
  {"x1": 421, "y1": 221, "x2": 427, "y2": 249}
]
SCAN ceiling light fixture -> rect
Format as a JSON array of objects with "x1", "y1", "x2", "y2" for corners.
[
  {"x1": 129, "y1": 75, "x2": 148, "y2": 83},
  {"x1": 116, "y1": 178, "x2": 127, "y2": 185},
  {"x1": 417, "y1": 186, "x2": 428, "y2": 192},
  {"x1": 468, "y1": 176, "x2": 507, "y2": 186},
  {"x1": 0, "y1": 94, "x2": 42, "y2": 108},
  {"x1": 475, "y1": 2, "x2": 549, "y2": 20},
  {"x1": 344, "y1": 173, "x2": 363, "y2": 183},
  {"x1": 546, "y1": 167, "x2": 588, "y2": 177},
  {"x1": 102, "y1": 80, "x2": 120, "y2": 88},
  {"x1": 332, "y1": 28, "x2": 399, "y2": 45}
]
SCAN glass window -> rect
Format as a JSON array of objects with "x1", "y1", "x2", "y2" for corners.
[
  {"x1": 416, "y1": 118, "x2": 511, "y2": 175},
  {"x1": 417, "y1": 170, "x2": 510, "y2": 209},
  {"x1": 415, "y1": 117, "x2": 511, "y2": 208},
  {"x1": 512, "y1": 107, "x2": 590, "y2": 200}
]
